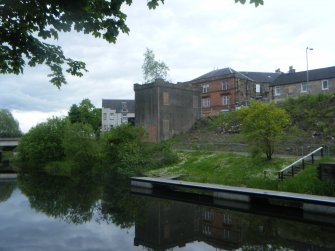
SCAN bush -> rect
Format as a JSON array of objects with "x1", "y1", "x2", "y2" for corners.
[
  {"x1": 100, "y1": 124, "x2": 178, "y2": 175},
  {"x1": 16, "y1": 117, "x2": 66, "y2": 171},
  {"x1": 63, "y1": 122, "x2": 99, "y2": 168}
]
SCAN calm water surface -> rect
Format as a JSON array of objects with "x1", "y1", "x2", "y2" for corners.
[{"x1": 0, "y1": 173, "x2": 335, "y2": 251}]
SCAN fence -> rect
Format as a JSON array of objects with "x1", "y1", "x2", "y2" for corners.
[{"x1": 278, "y1": 146, "x2": 324, "y2": 180}]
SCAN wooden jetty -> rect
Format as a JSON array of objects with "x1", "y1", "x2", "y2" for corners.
[{"x1": 130, "y1": 176, "x2": 335, "y2": 215}]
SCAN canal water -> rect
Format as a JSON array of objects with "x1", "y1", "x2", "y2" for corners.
[{"x1": 0, "y1": 173, "x2": 335, "y2": 251}]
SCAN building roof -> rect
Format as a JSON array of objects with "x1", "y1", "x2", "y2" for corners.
[
  {"x1": 191, "y1": 67, "x2": 237, "y2": 81},
  {"x1": 272, "y1": 66, "x2": 335, "y2": 86},
  {"x1": 188, "y1": 67, "x2": 280, "y2": 84},
  {"x1": 240, "y1": 71, "x2": 281, "y2": 83},
  {"x1": 102, "y1": 99, "x2": 135, "y2": 113}
]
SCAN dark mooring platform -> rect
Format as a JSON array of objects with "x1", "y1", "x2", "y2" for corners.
[{"x1": 130, "y1": 176, "x2": 335, "y2": 215}]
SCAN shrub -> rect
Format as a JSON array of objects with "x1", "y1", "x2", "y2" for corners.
[{"x1": 16, "y1": 117, "x2": 66, "y2": 171}]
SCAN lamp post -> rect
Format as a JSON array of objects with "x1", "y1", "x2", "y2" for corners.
[{"x1": 306, "y1": 47, "x2": 313, "y2": 86}]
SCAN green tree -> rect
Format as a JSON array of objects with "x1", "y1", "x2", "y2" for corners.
[
  {"x1": 100, "y1": 124, "x2": 146, "y2": 175},
  {"x1": 63, "y1": 122, "x2": 99, "y2": 167},
  {"x1": 0, "y1": 109, "x2": 22, "y2": 137},
  {"x1": 238, "y1": 101, "x2": 291, "y2": 160},
  {"x1": 68, "y1": 99, "x2": 101, "y2": 133},
  {"x1": 0, "y1": 0, "x2": 164, "y2": 87},
  {"x1": 0, "y1": 0, "x2": 262, "y2": 87},
  {"x1": 142, "y1": 48, "x2": 169, "y2": 83},
  {"x1": 16, "y1": 117, "x2": 66, "y2": 170}
]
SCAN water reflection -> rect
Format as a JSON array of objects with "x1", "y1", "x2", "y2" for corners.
[
  {"x1": 18, "y1": 172, "x2": 102, "y2": 224},
  {"x1": 1, "y1": 172, "x2": 335, "y2": 250},
  {"x1": 133, "y1": 195, "x2": 335, "y2": 251},
  {"x1": 0, "y1": 180, "x2": 16, "y2": 203}
]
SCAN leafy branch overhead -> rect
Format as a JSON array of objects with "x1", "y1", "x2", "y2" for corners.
[
  {"x1": 0, "y1": 0, "x2": 262, "y2": 88},
  {"x1": 0, "y1": 0, "x2": 164, "y2": 88},
  {"x1": 235, "y1": 0, "x2": 264, "y2": 7}
]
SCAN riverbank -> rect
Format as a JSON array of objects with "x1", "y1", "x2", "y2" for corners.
[{"x1": 146, "y1": 151, "x2": 335, "y2": 196}]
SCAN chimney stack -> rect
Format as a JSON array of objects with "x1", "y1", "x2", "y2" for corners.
[{"x1": 288, "y1": 66, "x2": 295, "y2": 73}]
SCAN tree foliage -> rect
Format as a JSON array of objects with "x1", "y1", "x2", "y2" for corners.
[
  {"x1": 16, "y1": 117, "x2": 66, "y2": 170},
  {"x1": 238, "y1": 101, "x2": 291, "y2": 160},
  {"x1": 235, "y1": 0, "x2": 264, "y2": 7},
  {"x1": 0, "y1": 0, "x2": 264, "y2": 87},
  {"x1": 278, "y1": 93, "x2": 335, "y2": 137},
  {"x1": 0, "y1": 109, "x2": 22, "y2": 137},
  {"x1": 68, "y1": 99, "x2": 101, "y2": 133},
  {"x1": 0, "y1": 0, "x2": 164, "y2": 87},
  {"x1": 142, "y1": 48, "x2": 169, "y2": 83},
  {"x1": 63, "y1": 122, "x2": 99, "y2": 167}
]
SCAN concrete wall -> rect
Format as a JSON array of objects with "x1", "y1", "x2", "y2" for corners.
[{"x1": 134, "y1": 80, "x2": 201, "y2": 142}]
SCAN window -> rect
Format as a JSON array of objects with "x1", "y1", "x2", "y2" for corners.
[
  {"x1": 201, "y1": 98, "x2": 210, "y2": 108},
  {"x1": 163, "y1": 120, "x2": 170, "y2": 134},
  {"x1": 222, "y1": 80, "x2": 229, "y2": 90},
  {"x1": 223, "y1": 229, "x2": 230, "y2": 239},
  {"x1": 193, "y1": 96, "x2": 198, "y2": 108},
  {"x1": 274, "y1": 86, "x2": 280, "y2": 96},
  {"x1": 103, "y1": 113, "x2": 107, "y2": 120},
  {"x1": 202, "y1": 84, "x2": 209, "y2": 93},
  {"x1": 110, "y1": 113, "x2": 114, "y2": 120},
  {"x1": 163, "y1": 92, "x2": 169, "y2": 105},
  {"x1": 121, "y1": 117, "x2": 128, "y2": 123},
  {"x1": 203, "y1": 210, "x2": 213, "y2": 221},
  {"x1": 121, "y1": 102, "x2": 128, "y2": 112},
  {"x1": 322, "y1": 80, "x2": 329, "y2": 90},
  {"x1": 301, "y1": 82, "x2": 308, "y2": 93},
  {"x1": 256, "y1": 84, "x2": 261, "y2": 93},
  {"x1": 202, "y1": 225, "x2": 211, "y2": 236},
  {"x1": 224, "y1": 214, "x2": 232, "y2": 224},
  {"x1": 222, "y1": 95, "x2": 230, "y2": 106}
]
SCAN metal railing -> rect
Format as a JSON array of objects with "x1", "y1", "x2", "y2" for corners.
[{"x1": 278, "y1": 146, "x2": 324, "y2": 180}]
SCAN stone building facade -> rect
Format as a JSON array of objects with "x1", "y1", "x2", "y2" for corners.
[
  {"x1": 271, "y1": 66, "x2": 335, "y2": 102},
  {"x1": 182, "y1": 68, "x2": 280, "y2": 117},
  {"x1": 134, "y1": 79, "x2": 200, "y2": 142}
]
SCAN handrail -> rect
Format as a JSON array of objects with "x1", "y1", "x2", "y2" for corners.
[{"x1": 278, "y1": 146, "x2": 324, "y2": 180}]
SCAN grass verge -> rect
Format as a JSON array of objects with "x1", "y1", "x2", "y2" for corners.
[{"x1": 146, "y1": 151, "x2": 335, "y2": 196}]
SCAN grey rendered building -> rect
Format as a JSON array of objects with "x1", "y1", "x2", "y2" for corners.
[
  {"x1": 134, "y1": 79, "x2": 201, "y2": 142},
  {"x1": 101, "y1": 99, "x2": 135, "y2": 132}
]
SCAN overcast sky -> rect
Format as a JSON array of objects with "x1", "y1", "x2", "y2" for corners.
[{"x1": 1, "y1": 0, "x2": 334, "y2": 132}]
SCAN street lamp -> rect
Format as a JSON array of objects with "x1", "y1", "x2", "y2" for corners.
[{"x1": 306, "y1": 47, "x2": 313, "y2": 86}]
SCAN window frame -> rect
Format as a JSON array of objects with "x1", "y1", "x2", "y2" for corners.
[
  {"x1": 301, "y1": 82, "x2": 308, "y2": 93},
  {"x1": 202, "y1": 84, "x2": 209, "y2": 93},
  {"x1": 322, "y1": 79, "x2": 329, "y2": 90},
  {"x1": 274, "y1": 86, "x2": 280, "y2": 96},
  {"x1": 201, "y1": 97, "x2": 210, "y2": 108},
  {"x1": 222, "y1": 95, "x2": 230, "y2": 106},
  {"x1": 222, "y1": 80, "x2": 229, "y2": 91}
]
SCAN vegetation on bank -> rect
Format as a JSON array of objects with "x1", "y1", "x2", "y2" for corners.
[
  {"x1": 147, "y1": 151, "x2": 335, "y2": 196},
  {"x1": 15, "y1": 118, "x2": 178, "y2": 176},
  {"x1": 12, "y1": 94, "x2": 335, "y2": 197},
  {"x1": 14, "y1": 98, "x2": 178, "y2": 176}
]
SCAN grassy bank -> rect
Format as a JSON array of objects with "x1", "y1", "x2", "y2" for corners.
[{"x1": 146, "y1": 151, "x2": 335, "y2": 196}]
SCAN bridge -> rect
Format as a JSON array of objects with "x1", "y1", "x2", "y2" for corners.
[
  {"x1": 0, "y1": 138, "x2": 20, "y2": 148},
  {"x1": 0, "y1": 138, "x2": 20, "y2": 161}
]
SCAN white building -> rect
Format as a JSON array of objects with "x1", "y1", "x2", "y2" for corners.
[{"x1": 101, "y1": 99, "x2": 135, "y2": 132}]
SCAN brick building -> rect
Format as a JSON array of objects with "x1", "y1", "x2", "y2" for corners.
[
  {"x1": 134, "y1": 79, "x2": 200, "y2": 142},
  {"x1": 270, "y1": 66, "x2": 335, "y2": 102},
  {"x1": 182, "y1": 67, "x2": 280, "y2": 117}
]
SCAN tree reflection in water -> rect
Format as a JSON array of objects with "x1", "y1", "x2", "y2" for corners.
[
  {"x1": 11, "y1": 170, "x2": 335, "y2": 251},
  {"x1": 0, "y1": 181, "x2": 16, "y2": 203},
  {"x1": 18, "y1": 171, "x2": 102, "y2": 224}
]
